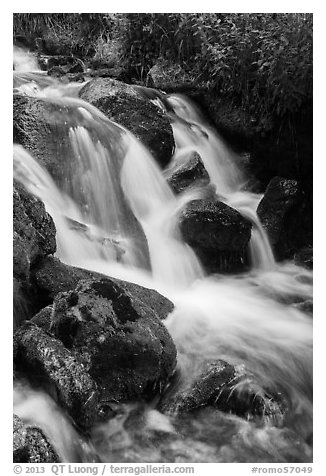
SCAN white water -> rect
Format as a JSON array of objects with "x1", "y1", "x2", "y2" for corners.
[
  {"x1": 13, "y1": 45, "x2": 40, "y2": 72},
  {"x1": 167, "y1": 94, "x2": 275, "y2": 271},
  {"x1": 13, "y1": 53, "x2": 313, "y2": 463}
]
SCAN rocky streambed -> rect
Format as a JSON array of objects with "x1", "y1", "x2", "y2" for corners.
[{"x1": 13, "y1": 65, "x2": 313, "y2": 463}]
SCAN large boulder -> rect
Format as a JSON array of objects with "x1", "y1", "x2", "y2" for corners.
[
  {"x1": 179, "y1": 199, "x2": 252, "y2": 273},
  {"x1": 14, "y1": 322, "x2": 99, "y2": 431},
  {"x1": 13, "y1": 414, "x2": 59, "y2": 463},
  {"x1": 13, "y1": 182, "x2": 56, "y2": 283},
  {"x1": 51, "y1": 277, "x2": 177, "y2": 402},
  {"x1": 32, "y1": 256, "x2": 174, "y2": 320},
  {"x1": 257, "y1": 177, "x2": 312, "y2": 260},
  {"x1": 164, "y1": 151, "x2": 210, "y2": 194},
  {"x1": 79, "y1": 78, "x2": 175, "y2": 167}
]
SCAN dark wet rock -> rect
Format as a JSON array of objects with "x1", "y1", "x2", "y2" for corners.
[
  {"x1": 33, "y1": 256, "x2": 174, "y2": 320},
  {"x1": 164, "y1": 151, "x2": 210, "y2": 194},
  {"x1": 48, "y1": 65, "x2": 67, "y2": 77},
  {"x1": 159, "y1": 360, "x2": 235, "y2": 414},
  {"x1": 51, "y1": 277, "x2": 177, "y2": 402},
  {"x1": 68, "y1": 62, "x2": 84, "y2": 74},
  {"x1": 179, "y1": 199, "x2": 252, "y2": 273},
  {"x1": 118, "y1": 279, "x2": 174, "y2": 321},
  {"x1": 48, "y1": 64, "x2": 84, "y2": 78},
  {"x1": 215, "y1": 376, "x2": 287, "y2": 425},
  {"x1": 294, "y1": 246, "x2": 313, "y2": 270},
  {"x1": 13, "y1": 414, "x2": 29, "y2": 462},
  {"x1": 257, "y1": 177, "x2": 301, "y2": 245},
  {"x1": 13, "y1": 182, "x2": 56, "y2": 326},
  {"x1": 79, "y1": 78, "x2": 174, "y2": 167},
  {"x1": 30, "y1": 305, "x2": 54, "y2": 332},
  {"x1": 14, "y1": 277, "x2": 31, "y2": 330},
  {"x1": 14, "y1": 322, "x2": 99, "y2": 431},
  {"x1": 13, "y1": 414, "x2": 59, "y2": 463},
  {"x1": 13, "y1": 182, "x2": 56, "y2": 283},
  {"x1": 257, "y1": 177, "x2": 312, "y2": 260},
  {"x1": 87, "y1": 67, "x2": 132, "y2": 83},
  {"x1": 45, "y1": 56, "x2": 85, "y2": 74},
  {"x1": 24, "y1": 427, "x2": 59, "y2": 463},
  {"x1": 47, "y1": 55, "x2": 76, "y2": 70}
]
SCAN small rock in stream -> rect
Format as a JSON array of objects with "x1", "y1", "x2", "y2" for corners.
[
  {"x1": 164, "y1": 151, "x2": 210, "y2": 194},
  {"x1": 13, "y1": 414, "x2": 59, "y2": 463},
  {"x1": 159, "y1": 360, "x2": 236, "y2": 414}
]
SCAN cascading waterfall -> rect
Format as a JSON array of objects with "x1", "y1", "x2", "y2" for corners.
[
  {"x1": 13, "y1": 52, "x2": 313, "y2": 463},
  {"x1": 166, "y1": 94, "x2": 275, "y2": 270}
]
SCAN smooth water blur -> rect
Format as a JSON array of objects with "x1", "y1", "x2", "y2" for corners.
[
  {"x1": 13, "y1": 58, "x2": 313, "y2": 463},
  {"x1": 121, "y1": 134, "x2": 203, "y2": 288}
]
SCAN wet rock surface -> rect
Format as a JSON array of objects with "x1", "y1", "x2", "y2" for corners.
[
  {"x1": 33, "y1": 256, "x2": 174, "y2": 320},
  {"x1": 294, "y1": 246, "x2": 313, "y2": 270},
  {"x1": 159, "y1": 362, "x2": 287, "y2": 426},
  {"x1": 257, "y1": 177, "x2": 302, "y2": 245},
  {"x1": 159, "y1": 360, "x2": 236, "y2": 414},
  {"x1": 257, "y1": 177, "x2": 312, "y2": 260},
  {"x1": 179, "y1": 199, "x2": 252, "y2": 273},
  {"x1": 215, "y1": 376, "x2": 287, "y2": 425},
  {"x1": 13, "y1": 182, "x2": 56, "y2": 283},
  {"x1": 14, "y1": 322, "x2": 99, "y2": 431},
  {"x1": 13, "y1": 414, "x2": 59, "y2": 463},
  {"x1": 30, "y1": 305, "x2": 54, "y2": 332},
  {"x1": 165, "y1": 151, "x2": 210, "y2": 194},
  {"x1": 13, "y1": 182, "x2": 56, "y2": 327},
  {"x1": 79, "y1": 78, "x2": 175, "y2": 167},
  {"x1": 51, "y1": 277, "x2": 177, "y2": 402}
]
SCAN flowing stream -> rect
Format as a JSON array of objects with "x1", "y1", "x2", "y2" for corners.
[{"x1": 13, "y1": 51, "x2": 313, "y2": 463}]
